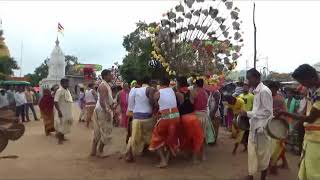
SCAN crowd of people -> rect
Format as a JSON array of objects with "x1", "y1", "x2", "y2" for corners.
[
  {"x1": 0, "y1": 85, "x2": 39, "y2": 123},
  {"x1": 0, "y1": 64, "x2": 319, "y2": 180}
]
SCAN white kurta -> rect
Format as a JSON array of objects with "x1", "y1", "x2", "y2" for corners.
[
  {"x1": 54, "y1": 87, "x2": 73, "y2": 135},
  {"x1": 247, "y1": 82, "x2": 273, "y2": 175}
]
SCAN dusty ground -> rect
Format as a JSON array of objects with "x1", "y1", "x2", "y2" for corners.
[{"x1": 0, "y1": 104, "x2": 299, "y2": 180}]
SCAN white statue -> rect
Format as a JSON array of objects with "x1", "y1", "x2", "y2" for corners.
[{"x1": 47, "y1": 38, "x2": 65, "y2": 79}]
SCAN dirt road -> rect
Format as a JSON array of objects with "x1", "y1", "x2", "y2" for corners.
[{"x1": 0, "y1": 105, "x2": 299, "y2": 180}]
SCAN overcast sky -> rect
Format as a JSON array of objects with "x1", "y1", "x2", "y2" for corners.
[{"x1": 0, "y1": 0, "x2": 320, "y2": 76}]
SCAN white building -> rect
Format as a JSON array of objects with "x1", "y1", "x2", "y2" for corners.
[{"x1": 40, "y1": 38, "x2": 66, "y2": 91}]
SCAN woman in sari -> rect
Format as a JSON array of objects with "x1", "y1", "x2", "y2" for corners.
[
  {"x1": 39, "y1": 89, "x2": 55, "y2": 136},
  {"x1": 119, "y1": 83, "x2": 130, "y2": 128},
  {"x1": 192, "y1": 79, "x2": 213, "y2": 160}
]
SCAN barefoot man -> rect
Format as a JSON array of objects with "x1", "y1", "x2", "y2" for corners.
[
  {"x1": 223, "y1": 94, "x2": 246, "y2": 155},
  {"x1": 90, "y1": 69, "x2": 114, "y2": 157},
  {"x1": 240, "y1": 68, "x2": 273, "y2": 180},
  {"x1": 125, "y1": 77, "x2": 156, "y2": 162},
  {"x1": 149, "y1": 77, "x2": 180, "y2": 168},
  {"x1": 54, "y1": 78, "x2": 74, "y2": 144}
]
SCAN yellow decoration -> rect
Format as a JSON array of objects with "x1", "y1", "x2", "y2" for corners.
[{"x1": 0, "y1": 35, "x2": 10, "y2": 58}]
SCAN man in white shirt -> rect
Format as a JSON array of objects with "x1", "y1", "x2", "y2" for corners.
[
  {"x1": 240, "y1": 68, "x2": 273, "y2": 180},
  {"x1": 84, "y1": 83, "x2": 98, "y2": 127},
  {"x1": 54, "y1": 78, "x2": 74, "y2": 144},
  {"x1": 5, "y1": 85, "x2": 15, "y2": 107},
  {"x1": 14, "y1": 86, "x2": 27, "y2": 122},
  {"x1": 0, "y1": 89, "x2": 9, "y2": 109},
  {"x1": 125, "y1": 77, "x2": 155, "y2": 162},
  {"x1": 0, "y1": 89, "x2": 18, "y2": 123},
  {"x1": 126, "y1": 80, "x2": 139, "y2": 144}
]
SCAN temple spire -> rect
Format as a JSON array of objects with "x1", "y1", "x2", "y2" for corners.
[
  {"x1": 0, "y1": 18, "x2": 10, "y2": 58},
  {"x1": 55, "y1": 36, "x2": 59, "y2": 46}
]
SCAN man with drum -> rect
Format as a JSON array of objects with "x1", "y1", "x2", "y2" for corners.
[
  {"x1": 223, "y1": 94, "x2": 246, "y2": 155},
  {"x1": 277, "y1": 64, "x2": 320, "y2": 180},
  {"x1": 240, "y1": 68, "x2": 273, "y2": 180},
  {"x1": 267, "y1": 81, "x2": 289, "y2": 175}
]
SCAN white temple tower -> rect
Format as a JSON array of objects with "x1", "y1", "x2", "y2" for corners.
[
  {"x1": 40, "y1": 37, "x2": 66, "y2": 91},
  {"x1": 47, "y1": 38, "x2": 65, "y2": 79}
]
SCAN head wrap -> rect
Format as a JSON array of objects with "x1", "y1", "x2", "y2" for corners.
[{"x1": 130, "y1": 80, "x2": 137, "y2": 87}]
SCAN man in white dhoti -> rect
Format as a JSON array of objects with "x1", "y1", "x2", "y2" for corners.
[
  {"x1": 54, "y1": 78, "x2": 74, "y2": 145},
  {"x1": 90, "y1": 69, "x2": 114, "y2": 157},
  {"x1": 240, "y1": 68, "x2": 273, "y2": 180}
]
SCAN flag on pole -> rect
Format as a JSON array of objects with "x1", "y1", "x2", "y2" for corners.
[{"x1": 58, "y1": 23, "x2": 64, "y2": 35}]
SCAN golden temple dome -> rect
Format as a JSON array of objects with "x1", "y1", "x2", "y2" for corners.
[{"x1": 0, "y1": 30, "x2": 10, "y2": 58}]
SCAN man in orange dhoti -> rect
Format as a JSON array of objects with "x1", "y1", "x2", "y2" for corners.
[
  {"x1": 176, "y1": 76, "x2": 204, "y2": 164},
  {"x1": 149, "y1": 77, "x2": 180, "y2": 168}
]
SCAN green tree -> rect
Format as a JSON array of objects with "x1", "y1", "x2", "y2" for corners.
[
  {"x1": 267, "y1": 72, "x2": 293, "y2": 82},
  {"x1": 0, "y1": 57, "x2": 19, "y2": 80},
  {"x1": 24, "y1": 58, "x2": 49, "y2": 86},
  {"x1": 120, "y1": 21, "x2": 166, "y2": 83},
  {"x1": 65, "y1": 55, "x2": 79, "y2": 75},
  {"x1": 25, "y1": 55, "x2": 80, "y2": 86}
]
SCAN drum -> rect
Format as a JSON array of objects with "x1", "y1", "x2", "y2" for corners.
[
  {"x1": 267, "y1": 118, "x2": 289, "y2": 140},
  {"x1": 6, "y1": 123, "x2": 25, "y2": 141},
  {"x1": 0, "y1": 129, "x2": 8, "y2": 153},
  {"x1": 234, "y1": 115, "x2": 250, "y2": 131}
]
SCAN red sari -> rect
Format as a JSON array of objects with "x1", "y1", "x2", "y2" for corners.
[
  {"x1": 39, "y1": 89, "x2": 55, "y2": 134},
  {"x1": 119, "y1": 89, "x2": 129, "y2": 128}
]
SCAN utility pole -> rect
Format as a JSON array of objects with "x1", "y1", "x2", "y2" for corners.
[
  {"x1": 246, "y1": 59, "x2": 249, "y2": 71},
  {"x1": 253, "y1": 2, "x2": 257, "y2": 69}
]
